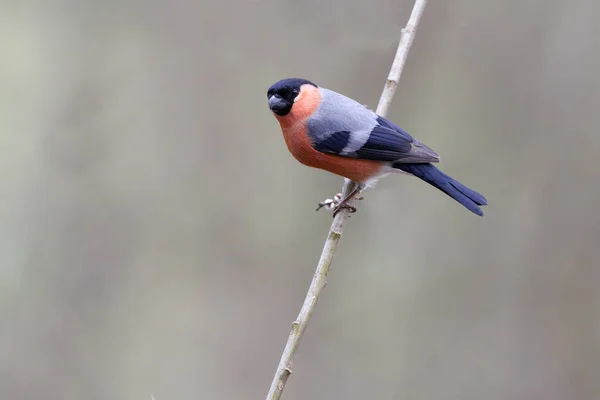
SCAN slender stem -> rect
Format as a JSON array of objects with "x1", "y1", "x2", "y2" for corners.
[
  {"x1": 265, "y1": 1, "x2": 428, "y2": 398},
  {"x1": 376, "y1": 0, "x2": 428, "y2": 117}
]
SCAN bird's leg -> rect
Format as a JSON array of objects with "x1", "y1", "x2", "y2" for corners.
[
  {"x1": 317, "y1": 195, "x2": 345, "y2": 211},
  {"x1": 316, "y1": 193, "x2": 342, "y2": 212},
  {"x1": 316, "y1": 192, "x2": 364, "y2": 212},
  {"x1": 331, "y1": 185, "x2": 364, "y2": 217},
  {"x1": 313, "y1": 182, "x2": 366, "y2": 217}
]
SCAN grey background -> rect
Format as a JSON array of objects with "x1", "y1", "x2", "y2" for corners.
[{"x1": 2, "y1": 1, "x2": 599, "y2": 399}]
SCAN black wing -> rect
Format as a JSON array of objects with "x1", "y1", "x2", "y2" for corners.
[{"x1": 313, "y1": 116, "x2": 440, "y2": 164}]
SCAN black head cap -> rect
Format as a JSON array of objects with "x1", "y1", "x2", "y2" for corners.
[{"x1": 267, "y1": 78, "x2": 318, "y2": 116}]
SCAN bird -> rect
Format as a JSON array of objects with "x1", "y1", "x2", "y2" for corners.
[{"x1": 267, "y1": 78, "x2": 487, "y2": 217}]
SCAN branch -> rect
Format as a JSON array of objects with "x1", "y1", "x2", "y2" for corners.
[{"x1": 265, "y1": 1, "x2": 428, "y2": 398}]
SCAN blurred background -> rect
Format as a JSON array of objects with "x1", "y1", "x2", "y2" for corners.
[{"x1": 2, "y1": 0, "x2": 599, "y2": 399}]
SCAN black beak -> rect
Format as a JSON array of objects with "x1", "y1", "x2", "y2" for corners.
[{"x1": 268, "y1": 95, "x2": 290, "y2": 115}]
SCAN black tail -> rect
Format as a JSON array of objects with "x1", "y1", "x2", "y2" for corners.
[{"x1": 393, "y1": 163, "x2": 487, "y2": 216}]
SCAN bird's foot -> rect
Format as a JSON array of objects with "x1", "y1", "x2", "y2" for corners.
[
  {"x1": 332, "y1": 202, "x2": 357, "y2": 218},
  {"x1": 316, "y1": 193, "x2": 342, "y2": 211},
  {"x1": 316, "y1": 193, "x2": 364, "y2": 217}
]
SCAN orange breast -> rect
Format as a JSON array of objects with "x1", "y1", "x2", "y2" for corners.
[
  {"x1": 274, "y1": 83, "x2": 383, "y2": 183},
  {"x1": 281, "y1": 124, "x2": 384, "y2": 183}
]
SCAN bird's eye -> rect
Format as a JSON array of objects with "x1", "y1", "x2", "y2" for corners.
[{"x1": 292, "y1": 88, "x2": 299, "y2": 96}]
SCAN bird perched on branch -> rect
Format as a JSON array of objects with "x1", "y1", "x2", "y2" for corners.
[{"x1": 267, "y1": 78, "x2": 487, "y2": 217}]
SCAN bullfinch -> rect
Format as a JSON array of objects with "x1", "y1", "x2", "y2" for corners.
[{"x1": 267, "y1": 78, "x2": 487, "y2": 216}]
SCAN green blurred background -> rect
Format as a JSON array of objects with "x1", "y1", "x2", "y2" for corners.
[{"x1": 2, "y1": 1, "x2": 599, "y2": 399}]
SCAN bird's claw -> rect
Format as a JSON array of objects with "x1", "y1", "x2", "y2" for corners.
[
  {"x1": 332, "y1": 203, "x2": 357, "y2": 218},
  {"x1": 316, "y1": 193, "x2": 364, "y2": 216},
  {"x1": 316, "y1": 193, "x2": 343, "y2": 211}
]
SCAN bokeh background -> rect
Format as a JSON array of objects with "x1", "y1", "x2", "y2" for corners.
[{"x1": 2, "y1": 1, "x2": 599, "y2": 399}]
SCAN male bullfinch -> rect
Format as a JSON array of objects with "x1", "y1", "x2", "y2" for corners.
[{"x1": 267, "y1": 78, "x2": 487, "y2": 216}]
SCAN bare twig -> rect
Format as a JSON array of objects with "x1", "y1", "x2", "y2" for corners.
[{"x1": 265, "y1": 1, "x2": 428, "y2": 398}]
